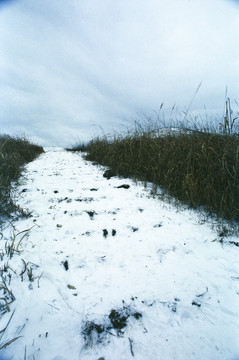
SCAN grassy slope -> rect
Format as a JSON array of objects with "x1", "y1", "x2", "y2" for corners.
[
  {"x1": 0, "y1": 135, "x2": 44, "y2": 223},
  {"x1": 69, "y1": 125, "x2": 239, "y2": 223}
]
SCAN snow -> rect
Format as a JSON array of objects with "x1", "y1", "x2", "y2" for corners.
[{"x1": 0, "y1": 147, "x2": 238, "y2": 360}]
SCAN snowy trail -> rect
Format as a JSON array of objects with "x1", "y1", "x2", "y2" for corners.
[{"x1": 0, "y1": 148, "x2": 239, "y2": 360}]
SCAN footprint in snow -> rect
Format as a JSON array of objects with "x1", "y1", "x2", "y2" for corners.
[
  {"x1": 153, "y1": 223, "x2": 163, "y2": 228},
  {"x1": 129, "y1": 226, "x2": 139, "y2": 232},
  {"x1": 85, "y1": 210, "x2": 96, "y2": 219},
  {"x1": 103, "y1": 229, "x2": 117, "y2": 237},
  {"x1": 103, "y1": 229, "x2": 108, "y2": 237},
  {"x1": 62, "y1": 260, "x2": 69, "y2": 271},
  {"x1": 116, "y1": 184, "x2": 130, "y2": 189}
]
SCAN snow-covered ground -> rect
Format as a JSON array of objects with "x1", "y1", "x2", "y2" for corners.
[{"x1": 0, "y1": 148, "x2": 238, "y2": 360}]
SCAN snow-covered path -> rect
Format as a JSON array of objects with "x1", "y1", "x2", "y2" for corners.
[{"x1": 0, "y1": 148, "x2": 239, "y2": 360}]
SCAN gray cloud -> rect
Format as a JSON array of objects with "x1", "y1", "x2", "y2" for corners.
[{"x1": 0, "y1": 0, "x2": 238, "y2": 146}]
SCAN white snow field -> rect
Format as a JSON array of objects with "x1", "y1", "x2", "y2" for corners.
[{"x1": 0, "y1": 148, "x2": 238, "y2": 360}]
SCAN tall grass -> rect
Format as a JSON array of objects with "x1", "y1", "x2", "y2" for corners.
[
  {"x1": 69, "y1": 100, "x2": 239, "y2": 222},
  {"x1": 0, "y1": 135, "x2": 44, "y2": 223}
]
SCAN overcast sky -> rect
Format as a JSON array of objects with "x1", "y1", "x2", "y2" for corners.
[{"x1": 0, "y1": 0, "x2": 238, "y2": 146}]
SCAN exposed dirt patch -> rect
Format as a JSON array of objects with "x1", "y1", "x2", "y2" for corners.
[{"x1": 82, "y1": 304, "x2": 142, "y2": 347}]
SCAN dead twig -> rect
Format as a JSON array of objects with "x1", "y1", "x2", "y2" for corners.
[{"x1": 128, "y1": 337, "x2": 134, "y2": 357}]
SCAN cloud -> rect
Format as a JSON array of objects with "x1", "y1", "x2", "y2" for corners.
[{"x1": 0, "y1": 0, "x2": 238, "y2": 146}]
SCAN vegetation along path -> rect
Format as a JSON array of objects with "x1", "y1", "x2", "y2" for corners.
[{"x1": 0, "y1": 148, "x2": 238, "y2": 360}]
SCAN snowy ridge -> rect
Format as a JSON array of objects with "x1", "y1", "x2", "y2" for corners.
[{"x1": 0, "y1": 148, "x2": 238, "y2": 360}]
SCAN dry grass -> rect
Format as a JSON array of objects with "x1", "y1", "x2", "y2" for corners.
[
  {"x1": 0, "y1": 135, "x2": 44, "y2": 224},
  {"x1": 69, "y1": 100, "x2": 239, "y2": 222}
]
